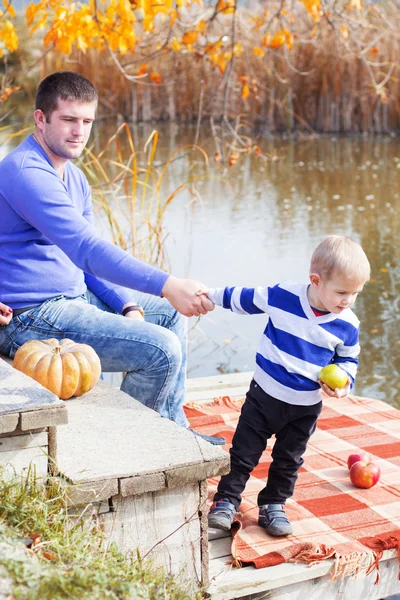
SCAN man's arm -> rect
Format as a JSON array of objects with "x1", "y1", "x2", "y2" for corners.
[
  {"x1": 84, "y1": 273, "x2": 142, "y2": 313},
  {"x1": 7, "y1": 166, "x2": 212, "y2": 317}
]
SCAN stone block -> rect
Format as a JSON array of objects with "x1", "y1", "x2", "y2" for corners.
[
  {"x1": 0, "y1": 414, "x2": 19, "y2": 435},
  {"x1": 20, "y1": 407, "x2": 68, "y2": 430},
  {"x1": 66, "y1": 479, "x2": 119, "y2": 505},
  {"x1": 0, "y1": 359, "x2": 63, "y2": 415},
  {"x1": 57, "y1": 384, "x2": 227, "y2": 484},
  {"x1": 119, "y1": 472, "x2": 166, "y2": 497},
  {"x1": 165, "y1": 458, "x2": 229, "y2": 489}
]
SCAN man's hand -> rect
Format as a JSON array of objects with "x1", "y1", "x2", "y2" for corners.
[
  {"x1": 121, "y1": 302, "x2": 144, "y2": 321},
  {"x1": 319, "y1": 380, "x2": 350, "y2": 399},
  {"x1": 161, "y1": 276, "x2": 215, "y2": 317},
  {"x1": 124, "y1": 310, "x2": 144, "y2": 321},
  {"x1": 0, "y1": 302, "x2": 13, "y2": 326}
]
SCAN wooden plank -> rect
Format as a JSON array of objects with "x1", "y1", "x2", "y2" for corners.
[
  {"x1": 186, "y1": 386, "x2": 249, "y2": 404},
  {"x1": 208, "y1": 528, "x2": 231, "y2": 541},
  {"x1": 0, "y1": 432, "x2": 47, "y2": 452},
  {"x1": 187, "y1": 372, "x2": 252, "y2": 393},
  {"x1": 209, "y1": 536, "x2": 232, "y2": 560},
  {"x1": 207, "y1": 550, "x2": 400, "y2": 600}
]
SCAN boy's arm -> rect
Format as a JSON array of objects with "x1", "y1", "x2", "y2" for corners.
[
  {"x1": 321, "y1": 326, "x2": 360, "y2": 399},
  {"x1": 334, "y1": 320, "x2": 360, "y2": 389},
  {"x1": 208, "y1": 286, "x2": 269, "y2": 315}
]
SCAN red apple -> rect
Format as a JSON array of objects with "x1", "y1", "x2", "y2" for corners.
[
  {"x1": 349, "y1": 460, "x2": 381, "y2": 489},
  {"x1": 347, "y1": 451, "x2": 370, "y2": 470}
]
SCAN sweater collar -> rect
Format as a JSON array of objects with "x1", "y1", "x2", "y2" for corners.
[{"x1": 300, "y1": 284, "x2": 338, "y2": 323}]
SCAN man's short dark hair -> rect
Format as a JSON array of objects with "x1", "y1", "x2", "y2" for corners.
[{"x1": 35, "y1": 71, "x2": 98, "y2": 122}]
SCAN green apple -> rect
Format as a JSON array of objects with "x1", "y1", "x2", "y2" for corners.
[{"x1": 318, "y1": 364, "x2": 349, "y2": 389}]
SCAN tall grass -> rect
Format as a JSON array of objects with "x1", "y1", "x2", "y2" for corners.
[
  {"x1": 0, "y1": 470, "x2": 203, "y2": 600},
  {"x1": 80, "y1": 123, "x2": 209, "y2": 267}
]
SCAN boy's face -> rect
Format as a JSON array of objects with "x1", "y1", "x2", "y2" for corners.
[{"x1": 309, "y1": 272, "x2": 365, "y2": 314}]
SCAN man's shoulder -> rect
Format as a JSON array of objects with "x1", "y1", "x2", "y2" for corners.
[{"x1": 0, "y1": 135, "x2": 50, "y2": 174}]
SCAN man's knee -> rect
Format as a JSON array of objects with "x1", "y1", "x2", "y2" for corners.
[{"x1": 160, "y1": 327, "x2": 183, "y2": 364}]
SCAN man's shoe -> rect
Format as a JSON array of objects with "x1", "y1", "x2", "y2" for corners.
[
  {"x1": 258, "y1": 504, "x2": 293, "y2": 537},
  {"x1": 208, "y1": 498, "x2": 236, "y2": 531},
  {"x1": 189, "y1": 429, "x2": 226, "y2": 445}
]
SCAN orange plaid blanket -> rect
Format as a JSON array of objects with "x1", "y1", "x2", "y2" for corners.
[{"x1": 185, "y1": 393, "x2": 400, "y2": 580}]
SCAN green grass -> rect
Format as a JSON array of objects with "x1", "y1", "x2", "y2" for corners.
[{"x1": 0, "y1": 470, "x2": 204, "y2": 600}]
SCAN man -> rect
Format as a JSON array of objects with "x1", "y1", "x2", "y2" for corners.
[{"x1": 0, "y1": 71, "x2": 224, "y2": 445}]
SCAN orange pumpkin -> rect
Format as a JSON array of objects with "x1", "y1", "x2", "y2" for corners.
[{"x1": 13, "y1": 338, "x2": 101, "y2": 400}]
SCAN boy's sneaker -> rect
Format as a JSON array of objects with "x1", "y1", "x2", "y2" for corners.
[
  {"x1": 258, "y1": 504, "x2": 293, "y2": 537},
  {"x1": 208, "y1": 498, "x2": 236, "y2": 531}
]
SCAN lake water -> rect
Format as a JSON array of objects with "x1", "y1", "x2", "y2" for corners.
[
  {"x1": 2, "y1": 122, "x2": 400, "y2": 408},
  {"x1": 135, "y1": 125, "x2": 400, "y2": 409}
]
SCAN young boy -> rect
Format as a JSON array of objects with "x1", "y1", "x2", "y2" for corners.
[{"x1": 206, "y1": 236, "x2": 370, "y2": 537}]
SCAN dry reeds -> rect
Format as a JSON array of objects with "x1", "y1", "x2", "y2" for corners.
[
  {"x1": 80, "y1": 123, "x2": 209, "y2": 265},
  {"x1": 39, "y1": 1, "x2": 400, "y2": 133}
]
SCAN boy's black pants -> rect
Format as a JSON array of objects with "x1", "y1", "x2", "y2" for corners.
[{"x1": 214, "y1": 380, "x2": 322, "y2": 511}]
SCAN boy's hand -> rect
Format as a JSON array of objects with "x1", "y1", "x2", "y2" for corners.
[
  {"x1": 319, "y1": 379, "x2": 350, "y2": 399},
  {"x1": 0, "y1": 302, "x2": 13, "y2": 326}
]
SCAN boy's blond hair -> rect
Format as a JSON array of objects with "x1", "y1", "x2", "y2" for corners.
[{"x1": 310, "y1": 236, "x2": 370, "y2": 282}]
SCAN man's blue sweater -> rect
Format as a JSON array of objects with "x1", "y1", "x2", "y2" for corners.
[{"x1": 0, "y1": 135, "x2": 169, "y2": 311}]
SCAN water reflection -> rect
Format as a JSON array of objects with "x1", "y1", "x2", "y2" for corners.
[{"x1": 1, "y1": 122, "x2": 400, "y2": 407}]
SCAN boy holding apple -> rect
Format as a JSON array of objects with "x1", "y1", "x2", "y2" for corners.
[{"x1": 206, "y1": 235, "x2": 370, "y2": 536}]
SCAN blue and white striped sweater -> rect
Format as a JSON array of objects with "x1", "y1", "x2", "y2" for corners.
[{"x1": 208, "y1": 281, "x2": 360, "y2": 406}]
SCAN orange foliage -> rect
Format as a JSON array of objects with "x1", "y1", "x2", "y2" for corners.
[
  {"x1": 137, "y1": 63, "x2": 148, "y2": 75},
  {"x1": 182, "y1": 30, "x2": 198, "y2": 45},
  {"x1": 150, "y1": 71, "x2": 162, "y2": 84},
  {"x1": 0, "y1": 0, "x2": 18, "y2": 57},
  {"x1": 0, "y1": 0, "x2": 395, "y2": 107},
  {"x1": 216, "y1": 0, "x2": 235, "y2": 14},
  {"x1": 301, "y1": 0, "x2": 321, "y2": 20},
  {"x1": 0, "y1": 85, "x2": 19, "y2": 102},
  {"x1": 269, "y1": 29, "x2": 293, "y2": 50},
  {"x1": 228, "y1": 151, "x2": 239, "y2": 166},
  {"x1": 241, "y1": 82, "x2": 250, "y2": 99}
]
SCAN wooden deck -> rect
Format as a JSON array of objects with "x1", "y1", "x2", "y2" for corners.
[{"x1": 186, "y1": 372, "x2": 400, "y2": 600}]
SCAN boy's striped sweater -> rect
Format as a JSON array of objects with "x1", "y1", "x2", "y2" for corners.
[{"x1": 208, "y1": 281, "x2": 360, "y2": 406}]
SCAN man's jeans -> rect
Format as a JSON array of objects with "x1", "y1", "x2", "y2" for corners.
[{"x1": 0, "y1": 290, "x2": 189, "y2": 427}]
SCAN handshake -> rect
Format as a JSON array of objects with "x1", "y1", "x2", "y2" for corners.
[{"x1": 161, "y1": 276, "x2": 215, "y2": 318}]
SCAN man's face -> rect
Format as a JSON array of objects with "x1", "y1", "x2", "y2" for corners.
[{"x1": 35, "y1": 97, "x2": 96, "y2": 162}]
